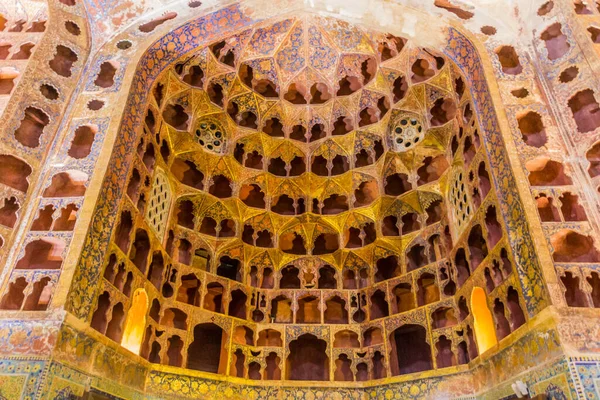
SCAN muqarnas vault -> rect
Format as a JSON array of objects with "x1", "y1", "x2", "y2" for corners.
[{"x1": 0, "y1": 0, "x2": 599, "y2": 398}]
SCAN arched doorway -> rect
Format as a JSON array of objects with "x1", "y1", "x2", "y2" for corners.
[
  {"x1": 121, "y1": 288, "x2": 148, "y2": 354},
  {"x1": 389, "y1": 324, "x2": 432, "y2": 376},
  {"x1": 471, "y1": 286, "x2": 497, "y2": 354},
  {"x1": 187, "y1": 323, "x2": 226, "y2": 373}
]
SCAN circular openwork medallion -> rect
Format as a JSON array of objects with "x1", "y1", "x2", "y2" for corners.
[
  {"x1": 195, "y1": 118, "x2": 226, "y2": 154},
  {"x1": 391, "y1": 117, "x2": 424, "y2": 152}
]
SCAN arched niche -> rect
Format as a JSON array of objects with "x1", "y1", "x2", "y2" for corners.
[{"x1": 286, "y1": 333, "x2": 329, "y2": 381}]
